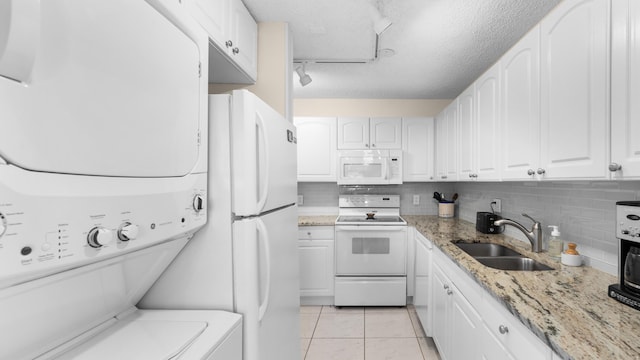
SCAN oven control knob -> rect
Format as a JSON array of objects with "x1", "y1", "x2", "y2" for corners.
[
  {"x1": 87, "y1": 227, "x2": 113, "y2": 248},
  {"x1": 193, "y1": 194, "x2": 205, "y2": 213},
  {"x1": 117, "y1": 222, "x2": 139, "y2": 241}
]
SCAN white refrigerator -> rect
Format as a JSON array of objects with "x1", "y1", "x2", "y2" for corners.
[{"x1": 140, "y1": 90, "x2": 300, "y2": 360}]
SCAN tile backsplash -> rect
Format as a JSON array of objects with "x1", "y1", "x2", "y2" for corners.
[{"x1": 298, "y1": 180, "x2": 640, "y2": 276}]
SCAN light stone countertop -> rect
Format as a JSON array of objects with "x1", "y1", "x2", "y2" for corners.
[
  {"x1": 402, "y1": 215, "x2": 640, "y2": 360},
  {"x1": 298, "y1": 215, "x2": 337, "y2": 226}
]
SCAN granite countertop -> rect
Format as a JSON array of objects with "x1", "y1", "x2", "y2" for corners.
[
  {"x1": 298, "y1": 215, "x2": 337, "y2": 226},
  {"x1": 403, "y1": 215, "x2": 640, "y2": 360}
]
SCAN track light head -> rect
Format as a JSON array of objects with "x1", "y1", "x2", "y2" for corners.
[{"x1": 295, "y1": 64, "x2": 312, "y2": 86}]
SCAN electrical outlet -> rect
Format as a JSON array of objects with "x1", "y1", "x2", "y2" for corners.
[
  {"x1": 491, "y1": 198, "x2": 502, "y2": 213},
  {"x1": 297, "y1": 195, "x2": 304, "y2": 205},
  {"x1": 413, "y1": 194, "x2": 420, "y2": 205}
]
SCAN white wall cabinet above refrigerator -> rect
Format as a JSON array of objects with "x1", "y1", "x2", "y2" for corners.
[
  {"x1": 294, "y1": 117, "x2": 337, "y2": 182},
  {"x1": 539, "y1": 0, "x2": 610, "y2": 180},
  {"x1": 402, "y1": 117, "x2": 435, "y2": 182},
  {"x1": 187, "y1": 0, "x2": 258, "y2": 83},
  {"x1": 611, "y1": 0, "x2": 640, "y2": 179},
  {"x1": 337, "y1": 117, "x2": 402, "y2": 150}
]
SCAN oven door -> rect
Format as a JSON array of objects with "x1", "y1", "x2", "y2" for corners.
[{"x1": 335, "y1": 226, "x2": 407, "y2": 275}]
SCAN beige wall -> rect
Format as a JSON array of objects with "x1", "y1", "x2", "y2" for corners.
[
  {"x1": 209, "y1": 22, "x2": 291, "y2": 118},
  {"x1": 293, "y1": 98, "x2": 452, "y2": 117}
]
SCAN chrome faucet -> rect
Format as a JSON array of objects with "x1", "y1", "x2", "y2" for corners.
[{"x1": 493, "y1": 213, "x2": 543, "y2": 253}]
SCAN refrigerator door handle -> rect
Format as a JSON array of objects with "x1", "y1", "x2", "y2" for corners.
[
  {"x1": 256, "y1": 217, "x2": 271, "y2": 322},
  {"x1": 255, "y1": 113, "x2": 270, "y2": 213}
]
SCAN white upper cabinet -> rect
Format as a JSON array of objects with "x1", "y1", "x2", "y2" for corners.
[
  {"x1": 187, "y1": 0, "x2": 258, "y2": 83},
  {"x1": 539, "y1": 0, "x2": 610, "y2": 180},
  {"x1": 611, "y1": 0, "x2": 640, "y2": 179},
  {"x1": 337, "y1": 117, "x2": 401, "y2": 149},
  {"x1": 435, "y1": 101, "x2": 458, "y2": 182},
  {"x1": 475, "y1": 64, "x2": 501, "y2": 180},
  {"x1": 457, "y1": 85, "x2": 476, "y2": 181},
  {"x1": 500, "y1": 26, "x2": 541, "y2": 180},
  {"x1": 229, "y1": 0, "x2": 258, "y2": 79},
  {"x1": 402, "y1": 117, "x2": 435, "y2": 182},
  {"x1": 294, "y1": 117, "x2": 337, "y2": 182}
]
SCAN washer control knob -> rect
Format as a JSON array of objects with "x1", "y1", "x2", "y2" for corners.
[
  {"x1": 117, "y1": 222, "x2": 139, "y2": 241},
  {"x1": 193, "y1": 194, "x2": 205, "y2": 213},
  {"x1": 0, "y1": 212, "x2": 6, "y2": 238},
  {"x1": 87, "y1": 227, "x2": 113, "y2": 248}
]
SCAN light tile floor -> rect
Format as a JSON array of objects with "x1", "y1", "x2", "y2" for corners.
[{"x1": 300, "y1": 305, "x2": 441, "y2": 360}]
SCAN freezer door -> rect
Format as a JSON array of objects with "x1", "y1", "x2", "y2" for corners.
[
  {"x1": 230, "y1": 90, "x2": 297, "y2": 216},
  {"x1": 0, "y1": 0, "x2": 207, "y2": 177},
  {"x1": 232, "y1": 205, "x2": 300, "y2": 360}
]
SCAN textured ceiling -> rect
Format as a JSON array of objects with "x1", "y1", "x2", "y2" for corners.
[{"x1": 242, "y1": 0, "x2": 562, "y2": 99}]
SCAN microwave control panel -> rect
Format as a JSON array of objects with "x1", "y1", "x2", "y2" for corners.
[{"x1": 617, "y1": 201, "x2": 640, "y2": 242}]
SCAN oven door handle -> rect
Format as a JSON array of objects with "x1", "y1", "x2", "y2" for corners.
[{"x1": 336, "y1": 226, "x2": 406, "y2": 232}]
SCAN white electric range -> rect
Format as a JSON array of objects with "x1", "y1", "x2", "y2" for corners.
[{"x1": 334, "y1": 195, "x2": 408, "y2": 306}]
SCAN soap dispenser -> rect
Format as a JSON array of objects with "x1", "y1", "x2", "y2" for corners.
[{"x1": 548, "y1": 225, "x2": 563, "y2": 259}]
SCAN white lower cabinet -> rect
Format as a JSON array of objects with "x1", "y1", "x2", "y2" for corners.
[
  {"x1": 413, "y1": 229, "x2": 432, "y2": 336},
  {"x1": 430, "y1": 246, "x2": 552, "y2": 360},
  {"x1": 298, "y1": 226, "x2": 334, "y2": 303}
]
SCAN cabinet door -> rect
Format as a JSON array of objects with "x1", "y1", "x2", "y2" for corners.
[
  {"x1": 458, "y1": 85, "x2": 476, "y2": 180},
  {"x1": 450, "y1": 283, "x2": 483, "y2": 360},
  {"x1": 611, "y1": 0, "x2": 640, "y2": 179},
  {"x1": 435, "y1": 112, "x2": 448, "y2": 180},
  {"x1": 187, "y1": 0, "x2": 230, "y2": 50},
  {"x1": 298, "y1": 239, "x2": 334, "y2": 297},
  {"x1": 481, "y1": 323, "x2": 516, "y2": 360},
  {"x1": 445, "y1": 102, "x2": 459, "y2": 181},
  {"x1": 431, "y1": 264, "x2": 450, "y2": 359},
  {"x1": 414, "y1": 233, "x2": 432, "y2": 336},
  {"x1": 402, "y1": 117, "x2": 435, "y2": 181},
  {"x1": 475, "y1": 64, "x2": 501, "y2": 181},
  {"x1": 337, "y1": 117, "x2": 370, "y2": 149},
  {"x1": 370, "y1": 117, "x2": 402, "y2": 149},
  {"x1": 229, "y1": 0, "x2": 258, "y2": 79},
  {"x1": 294, "y1": 117, "x2": 337, "y2": 182},
  {"x1": 540, "y1": 0, "x2": 610, "y2": 179},
  {"x1": 501, "y1": 25, "x2": 541, "y2": 180}
]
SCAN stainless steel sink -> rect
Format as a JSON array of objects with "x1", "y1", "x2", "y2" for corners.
[
  {"x1": 475, "y1": 257, "x2": 554, "y2": 271},
  {"x1": 454, "y1": 243, "x2": 522, "y2": 257},
  {"x1": 453, "y1": 242, "x2": 554, "y2": 271}
]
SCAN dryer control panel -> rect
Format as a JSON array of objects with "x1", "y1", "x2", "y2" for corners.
[{"x1": 0, "y1": 166, "x2": 207, "y2": 288}]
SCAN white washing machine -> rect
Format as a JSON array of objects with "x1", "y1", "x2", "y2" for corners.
[{"x1": 0, "y1": 0, "x2": 241, "y2": 359}]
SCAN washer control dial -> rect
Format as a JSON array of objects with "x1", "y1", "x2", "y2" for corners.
[
  {"x1": 117, "y1": 222, "x2": 139, "y2": 241},
  {"x1": 193, "y1": 194, "x2": 205, "y2": 213},
  {"x1": 0, "y1": 212, "x2": 6, "y2": 238},
  {"x1": 87, "y1": 227, "x2": 113, "y2": 248}
]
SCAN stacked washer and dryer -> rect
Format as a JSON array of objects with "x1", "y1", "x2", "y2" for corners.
[{"x1": 0, "y1": 1, "x2": 244, "y2": 359}]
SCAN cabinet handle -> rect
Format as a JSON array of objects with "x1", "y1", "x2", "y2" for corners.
[
  {"x1": 443, "y1": 284, "x2": 449, "y2": 290},
  {"x1": 365, "y1": 144, "x2": 370, "y2": 148},
  {"x1": 226, "y1": 40, "x2": 233, "y2": 48},
  {"x1": 307, "y1": 232, "x2": 311, "y2": 236},
  {"x1": 468, "y1": 174, "x2": 473, "y2": 178},
  {"x1": 609, "y1": 163, "x2": 622, "y2": 172},
  {"x1": 499, "y1": 325, "x2": 509, "y2": 334},
  {"x1": 441, "y1": 176, "x2": 448, "y2": 179},
  {"x1": 447, "y1": 289, "x2": 453, "y2": 295},
  {"x1": 536, "y1": 168, "x2": 546, "y2": 175},
  {"x1": 527, "y1": 169, "x2": 535, "y2": 176},
  {"x1": 232, "y1": 47, "x2": 240, "y2": 55},
  {"x1": 371, "y1": 143, "x2": 376, "y2": 147}
]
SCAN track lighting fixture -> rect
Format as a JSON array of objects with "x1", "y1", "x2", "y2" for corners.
[{"x1": 295, "y1": 63, "x2": 312, "y2": 86}]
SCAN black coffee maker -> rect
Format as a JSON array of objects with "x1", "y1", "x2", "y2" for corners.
[{"x1": 609, "y1": 201, "x2": 640, "y2": 310}]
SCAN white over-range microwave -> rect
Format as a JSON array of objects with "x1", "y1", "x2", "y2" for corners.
[{"x1": 337, "y1": 150, "x2": 403, "y2": 185}]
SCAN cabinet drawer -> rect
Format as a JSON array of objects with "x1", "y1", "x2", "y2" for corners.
[
  {"x1": 482, "y1": 294, "x2": 551, "y2": 360},
  {"x1": 298, "y1": 226, "x2": 335, "y2": 240}
]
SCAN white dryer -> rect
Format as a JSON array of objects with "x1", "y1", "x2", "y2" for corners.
[{"x1": 0, "y1": 0, "x2": 240, "y2": 359}]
